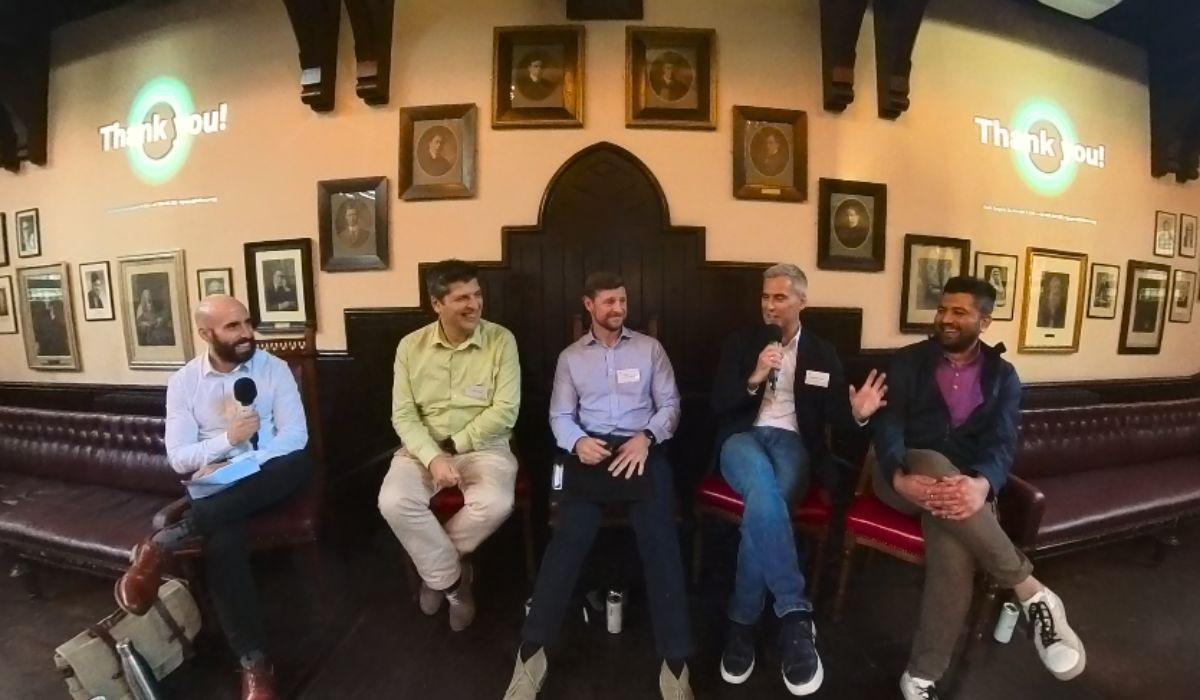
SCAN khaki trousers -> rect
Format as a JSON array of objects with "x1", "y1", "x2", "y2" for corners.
[
  {"x1": 872, "y1": 449, "x2": 1034, "y2": 681},
  {"x1": 378, "y1": 446, "x2": 518, "y2": 590}
]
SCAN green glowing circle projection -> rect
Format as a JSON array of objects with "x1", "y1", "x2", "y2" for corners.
[
  {"x1": 125, "y1": 76, "x2": 195, "y2": 185},
  {"x1": 1010, "y1": 99, "x2": 1079, "y2": 197}
]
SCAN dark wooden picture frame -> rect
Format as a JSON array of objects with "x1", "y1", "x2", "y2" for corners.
[
  {"x1": 900, "y1": 234, "x2": 970, "y2": 333},
  {"x1": 78, "y1": 260, "x2": 116, "y2": 322},
  {"x1": 732, "y1": 106, "x2": 807, "y2": 202},
  {"x1": 493, "y1": 25, "x2": 585, "y2": 128},
  {"x1": 817, "y1": 178, "x2": 886, "y2": 272},
  {"x1": 1153, "y1": 210, "x2": 1177, "y2": 258},
  {"x1": 14, "y1": 208, "x2": 41, "y2": 259},
  {"x1": 626, "y1": 26, "x2": 716, "y2": 130},
  {"x1": 399, "y1": 103, "x2": 477, "y2": 201},
  {"x1": 318, "y1": 176, "x2": 389, "y2": 272},
  {"x1": 1118, "y1": 259, "x2": 1171, "y2": 354},
  {"x1": 1170, "y1": 269, "x2": 1196, "y2": 323},
  {"x1": 244, "y1": 238, "x2": 317, "y2": 334},
  {"x1": 196, "y1": 267, "x2": 234, "y2": 300},
  {"x1": 973, "y1": 251, "x2": 1018, "y2": 321},
  {"x1": 1085, "y1": 262, "x2": 1120, "y2": 320},
  {"x1": 0, "y1": 274, "x2": 17, "y2": 335},
  {"x1": 1179, "y1": 213, "x2": 1197, "y2": 259},
  {"x1": 0, "y1": 213, "x2": 8, "y2": 267}
]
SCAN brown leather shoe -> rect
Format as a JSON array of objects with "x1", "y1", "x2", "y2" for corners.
[
  {"x1": 241, "y1": 662, "x2": 278, "y2": 700},
  {"x1": 114, "y1": 538, "x2": 170, "y2": 616}
]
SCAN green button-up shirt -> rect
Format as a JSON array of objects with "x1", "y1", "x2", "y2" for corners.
[{"x1": 391, "y1": 318, "x2": 521, "y2": 467}]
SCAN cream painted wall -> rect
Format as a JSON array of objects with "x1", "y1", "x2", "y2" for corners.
[{"x1": 0, "y1": 0, "x2": 1197, "y2": 386}]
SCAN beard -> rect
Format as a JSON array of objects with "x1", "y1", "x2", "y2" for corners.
[
  {"x1": 935, "y1": 324, "x2": 980, "y2": 353},
  {"x1": 593, "y1": 312, "x2": 624, "y2": 332},
  {"x1": 212, "y1": 335, "x2": 256, "y2": 365}
]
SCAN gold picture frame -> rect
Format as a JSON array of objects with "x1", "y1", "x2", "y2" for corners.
[
  {"x1": 492, "y1": 25, "x2": 585, "y2": 128},
  {"x1": 15, "y1": 262, "x2": 81, "y2": 370},
  {"x1": 626, "y1": 26, "x2": 716, "y2": 130},
  {"x1": 1018, "y1": 247, "x2": 1087, "y2": 353},
  {"x1": 117, "y1": 250, "x2": 194, "y2": 369}
]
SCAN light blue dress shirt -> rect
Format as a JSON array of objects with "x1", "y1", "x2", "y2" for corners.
[
  {"x1": 549, "y1": 327, "x2": 681, "y2": 452},
  {"x1": 164, "y1": 348, "x2": 309, "y2": 474}
]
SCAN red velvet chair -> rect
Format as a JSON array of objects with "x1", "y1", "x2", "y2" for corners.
[{"x1": 692, "y1": 472, "x2": 835, "y2": 599}]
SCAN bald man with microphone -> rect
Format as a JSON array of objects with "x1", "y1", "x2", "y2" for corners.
[{"x1": 114, "y1": 295, "x2": 313, "y2": 700}]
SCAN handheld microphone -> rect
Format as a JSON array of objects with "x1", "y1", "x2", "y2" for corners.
[
  {"x1": 232, "y1": 377, "x2": 259, "y2": 450},
  {"x1": 764, "y1": 324, "x2": 783, "y2": 392}
]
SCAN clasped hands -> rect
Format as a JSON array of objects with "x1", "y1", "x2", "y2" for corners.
[
  {"x1": 574, "y1": 431, "x2": 651, "y2": 479},
  {"x1": 893, "y1": 470, "x2": 990, "y2": 520}
]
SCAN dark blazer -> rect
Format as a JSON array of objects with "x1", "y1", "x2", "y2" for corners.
[
  {"x1": 711, "y1": 323, "x2": 861, "y2": 462},
  {"x1": 872, "y1": 338, "x2": 1022, "y2": 497}
]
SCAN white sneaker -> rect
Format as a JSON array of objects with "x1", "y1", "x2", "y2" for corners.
[
  {"x1": 1021, "y1": 587, "x2": 1086, "y2": 681},
  {"x1": 900, "y1": 671, "x2": 939, "y2": 700}
]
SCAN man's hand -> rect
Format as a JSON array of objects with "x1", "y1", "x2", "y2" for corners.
[
  {"x1": 749, "y1": 342, "x2": 784, "y2": 387},
  {"x1": 227, "y1": 409, "x2": 260, "y2": 446},
  {"x1": 429, "y1": 455, "x2": 460, "y2": 490},
  {"x1": 892, "y1": 471, "x2": 941, "y2": 510},
  {"x1": 574, "y1": 437, "x2": 612, "y2": 466},
  {"x1": 608, "y1": 432, "x2": 650, "y2": 480},
  {"x1": 927, "y1": 474, "x2": 989, "y2": 520},
  {"x1": 849, "y1": 369, "x2": 889, "y2": 421},
  {"x1": 191, "y1": 460, "x2": 230, "y2": 481}
]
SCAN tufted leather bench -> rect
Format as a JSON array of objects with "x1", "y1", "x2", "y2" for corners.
[
  {"x1": 1000, "y1": 398, "x2": 1200, "y2": 556},
  {"x1": 0, "y1": 406, "x2": 180, "y2": 573}
]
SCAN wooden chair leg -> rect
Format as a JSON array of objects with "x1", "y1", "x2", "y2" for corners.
[
  {"x1": 521, "y1": 503, "x2": 537, "y2": 582},
  {"x1": 296, "y1": 542, "x2": 335, "y2": 617},
  {"x1": 833, "y1": 538, "x2": 857, "y2": 622},
  {"x1": 808, "y1": 530, "x2": 829, "y2": 603},
  {"x1": 9, "y1": 559, "x2": 43, "y2": 600},
  {"x1": 970, "y1": 579, "x2": 1001, "y2": 642},
  {"x1": 691, "y1": 514, "x2": 704, "y2": 585}
]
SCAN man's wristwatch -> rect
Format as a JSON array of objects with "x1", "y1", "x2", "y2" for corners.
[{"x1": 642, "y1": 429, "x2": 657, "y2": 445}]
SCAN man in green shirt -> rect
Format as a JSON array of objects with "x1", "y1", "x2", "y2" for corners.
[{"x1": 378, "y1": 259, "x2": 521, "y2": 631}]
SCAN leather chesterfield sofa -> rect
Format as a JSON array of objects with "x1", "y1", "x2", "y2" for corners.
[{"x1": 999, "y1": 397, "x2": 1200, "y2": 556}]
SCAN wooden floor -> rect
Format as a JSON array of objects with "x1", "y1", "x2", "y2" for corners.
[{"x1": 2, "y1": 515, "x2": 1198, "y2": 699}]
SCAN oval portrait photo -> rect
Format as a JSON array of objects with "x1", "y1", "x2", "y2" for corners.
[
  {"x1": 416, "y1": 125, "x2": 458, "y2": 178},
  {"x1": 648, "y1": 50, "x2": 693, "y2": 102},
  {"x1": 833, "y1": 198, "x2": 871, "y2": 250},
  {"x1": 750, "y1": 125, "x2": 790, "y2": 177},
  {"x1": 514, "y1": 49, "x2": 560, "y2": 102}
]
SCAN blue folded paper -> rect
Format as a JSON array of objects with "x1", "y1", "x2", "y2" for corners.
[{"x1": 185, "y1": 456, "x2": 261, "y2": 499}]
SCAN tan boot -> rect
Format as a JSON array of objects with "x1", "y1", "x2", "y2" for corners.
[
  {"x1": 114, "y1": 538, "x2": 170, "y2": 616},
  {"x1": 503, "y1": 648, "x2": 547, "y2": 699},
  {"x1": 445, "y1": 560, "x2": 475, "y2": 631},
  {"x1": 418, "y1": 581, "x2": 444, "y2": 615},
  {"x1": 658, "y1": 661, "x2": 694, "y2": 700}
]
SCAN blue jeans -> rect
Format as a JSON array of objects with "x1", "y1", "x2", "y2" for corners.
[{"x1": 720, "y1": 426, "x2": 812, "y2": 624}]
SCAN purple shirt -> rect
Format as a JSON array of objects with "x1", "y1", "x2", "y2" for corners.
[{"x1": 935, "y1": 349, "x2": 984, "y2": 428}]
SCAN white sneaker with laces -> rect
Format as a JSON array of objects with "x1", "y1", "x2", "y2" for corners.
[
  {"x1": 1021, "y1": 587, "x2": 1086, "y2": 681},
  {"x1": 900, "y1": 671, "x2": 939, "y2": 700}
]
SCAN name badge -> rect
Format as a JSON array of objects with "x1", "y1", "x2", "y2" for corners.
[
  {"x1": 465, "y1": 384, "x2": 489, "y2": 400},
  {"x1": 804, "y1": 370, "x2": 831, "y2": 388},
  {"x1": 616, "y1": 368, "x2": 641, "y2": 384},
  {"x1": 552, "y1": 463, "x2": 564, "y2": 491}
]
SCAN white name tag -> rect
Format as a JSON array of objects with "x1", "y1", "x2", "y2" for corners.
[
  {"x1": 552, "y1": 463, "x2": 564, "y2": 491},
  {"x1": 465, "y1": 384, "x2": 489, "y2": 400},
  {"x1": 804, "y1": 370, "x2": 831, "y2": 388},
  {"x1": 616, "y1": 368, "x2": 641, "y2": 384}
]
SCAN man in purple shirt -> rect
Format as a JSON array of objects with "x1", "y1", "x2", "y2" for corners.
[
  {"x1": 872, "y1": 276, "x2": 1086, "y2": 700},
  {"x1": 503, "y1": 272, "x2": 693, "y2": 700}
]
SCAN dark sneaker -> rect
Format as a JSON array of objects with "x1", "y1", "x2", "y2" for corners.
[
  {"x1": 719, "y1": 620, "x2": 756, "y2": 684},
  {"x1": 778, "y1": 613, "x2": 823, "y2": 696}
]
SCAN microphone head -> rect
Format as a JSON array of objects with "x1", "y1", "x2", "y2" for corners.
[
  {"x1": 233, "y1": 377, "x2": 258, "y2": 406},
  {"x1": 764, "y1": 323, "x2": 783, "y2": 343}
]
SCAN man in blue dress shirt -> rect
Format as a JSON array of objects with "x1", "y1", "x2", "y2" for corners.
[{"x1": 503, "y1": 271, "x2": 693, "y2": 700}]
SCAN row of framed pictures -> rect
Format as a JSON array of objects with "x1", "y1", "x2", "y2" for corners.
[
  {"x1": 0, "y1": 240, "x2": 318, "y2": 371},
  {"x1": 898, "y1": 234, "x2": 1195, "y2": 355},
  {"x1": 1153, "y1": 210, "x2": 1197, "y2": 258},
  {"x1": 0, "y1": 209, "x2": 43, "y2": 265}
]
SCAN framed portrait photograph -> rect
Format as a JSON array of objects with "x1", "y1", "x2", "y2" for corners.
[
  {"x1": 732, "y1": 106, "x2": 807, "y2": 202},
  {"x1": 117, "y1": 251, "x2": 194, "y2": 369},
  {"x1": 0, "y1": 213, "x2": 8, "y2": 267},
  {"x1": 817, "y1": 178, "x2": 886, "y2": 272},
  {"x1": 1086, "y1": 263, "x2": 1120, "y2": 319},
  {"x1": 318, "y1": 176, "x2": 389, "y2": 272},
  {"x1": 1179, "y1": 213, "x2": 1198, "y2": 258},
  {"x1": 399, "y1": 104, "x2": 477, "y2": 201},
  {"x1": 900, "y1": 234, "x2": 971, "y2": 333},
  {"x1": 1170, "y1": 269, "x2": 1196, "y2": 323},
  {"x1": 626, "y1": 26, "x2": 716, "y2": 130},
  {"x1": 1018, "y1": 248, "x2": 1088, "y2": 353},
  {"x1": 15, "y1": 262, "x2": 80, "y2": 370},
  {"x1": 973, "y1": 252, "x2": 1018, "y2": 321},
  {"x1": 197, "y1": 268, "x2": 234, "y2": 299},
  {"x1": 1153, "y1": 210, "x2": 1177, "y2": 258},
  {"x1": 78, "y1": 261, "x2": 115, "y2": 322},
  {"x1": 15, "y1": 208, "x2": 41, "y2": 259},
  {"x1": 1119, "y1": 260, "x2": 1171, "y2": 354},
  {"x1": 245, "y1": 238, "x2": 316, "y2": 333},
  {"x1": 493, "y1": 25, "x2": 584, "y2": 128},
  {"x1": 0, "y1": 275, "x2": 17, "y2": 334}
]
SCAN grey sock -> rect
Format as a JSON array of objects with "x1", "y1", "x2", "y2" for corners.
[{"x1": 150, "y1": 514, "x2": 196, "y2": 551}]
